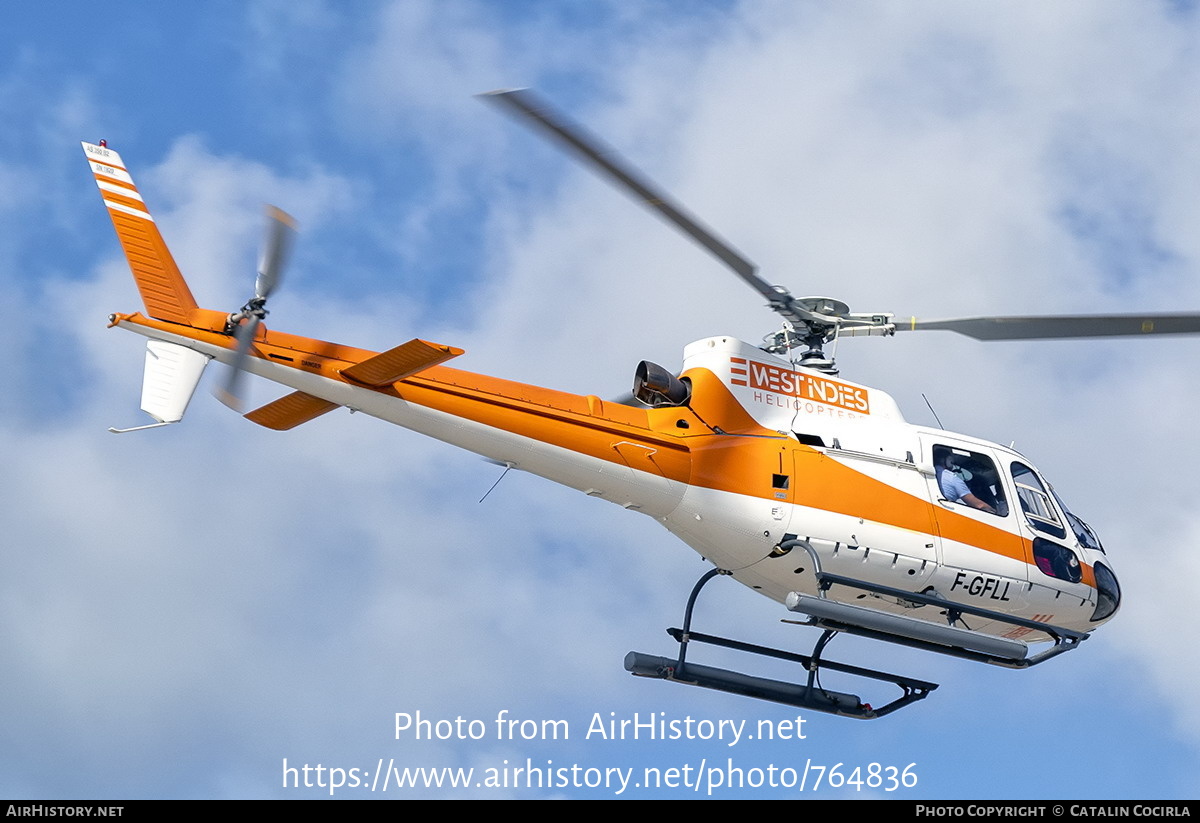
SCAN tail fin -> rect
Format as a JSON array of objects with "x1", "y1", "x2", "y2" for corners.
[
  {"x1": 83, "y1": 142, "x2": 199, "y2": 324},
  {"x1": 108, "y1": 340, "x2": 211, "y2": 433}
]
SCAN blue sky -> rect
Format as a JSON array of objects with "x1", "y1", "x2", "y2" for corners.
[{"x1": 4, "y1": 0, "x2": 1200, "y2": 799}]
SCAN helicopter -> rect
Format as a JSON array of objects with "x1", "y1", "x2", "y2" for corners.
[{"x1": 85, "y1": 90, "x2": 1200, "y2": 720}]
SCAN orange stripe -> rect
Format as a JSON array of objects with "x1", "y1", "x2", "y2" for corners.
[
  {"x1": 1080, "y1": 562, "x2": 1096, "y2": 588},
  {"x1": 92, "y1": 155, "x2": 128, "y2": 172},
  {"x1": 93, "y1": 172, "x2": 138, "y2": 192},
  {"x1": 102, "y1": 190, "x2": 148, "y2": 213}
]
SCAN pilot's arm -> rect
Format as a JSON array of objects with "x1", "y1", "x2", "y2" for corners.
[
  {"x1": 960, "y1": 493, "x2": 997, "y2": 515},
  {"x1": 939, "y1": 470, "x2": 998, "y2": 515}
]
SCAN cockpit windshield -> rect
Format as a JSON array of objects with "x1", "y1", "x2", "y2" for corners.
[{"x1": 1051, "y1": 489, "x2": 1104, "y2": 553}]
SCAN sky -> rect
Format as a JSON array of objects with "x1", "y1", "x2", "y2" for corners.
[{"x1": 3, "y1": 0, "x2": 1200, "y2": 800}]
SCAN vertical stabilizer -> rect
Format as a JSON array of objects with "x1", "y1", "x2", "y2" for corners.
[
  {"x1": 83, "y1": 142, "x2": 199, "y2": 324},
  {"x1": 140, "y1": 341, "x2": 209, "y2": 424}
]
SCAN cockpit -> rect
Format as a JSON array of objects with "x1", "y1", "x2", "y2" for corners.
[
  {"x1": 931, "y1": 443, "x2": 1120, "y2": 623},
  {"x1": 1047, "y1": 485, "x2": 1119, "y2": 622}
]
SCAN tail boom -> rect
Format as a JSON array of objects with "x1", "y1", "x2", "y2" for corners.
[{"x1": 109, "y1": 310, "x2": 696, "y2": 517}]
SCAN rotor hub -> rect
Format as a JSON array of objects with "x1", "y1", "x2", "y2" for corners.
[{"x1": 795, "y1": 296, "x2": 851, "y2": 319}]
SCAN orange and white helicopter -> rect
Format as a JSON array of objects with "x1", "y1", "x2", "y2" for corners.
[{"x1": 87, "y1": 90, "x2": 1195, "y2": 719}]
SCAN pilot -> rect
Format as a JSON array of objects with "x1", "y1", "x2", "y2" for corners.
[{"x1": 936, "y1": 450, "x2": 998, "y2": 515}]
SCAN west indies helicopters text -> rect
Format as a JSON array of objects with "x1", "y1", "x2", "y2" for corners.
[{"x1": 88, "y1": 90, "x2": 1195, "y2": 719}]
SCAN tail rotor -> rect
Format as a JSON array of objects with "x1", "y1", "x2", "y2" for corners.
[{"x1": 215, "y1": 205, "x2": 297, "y2": 411}]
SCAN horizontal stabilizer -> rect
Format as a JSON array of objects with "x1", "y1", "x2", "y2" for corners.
[
  {"x1": 82, "y1": 142, "x2": 198, "y2": 323},
  {"x1": 244, "y1": 391, "x2": 338, "y2": 431},
  {"x1": 339, "y1": 338, "x2": 463, "y2": 386}
]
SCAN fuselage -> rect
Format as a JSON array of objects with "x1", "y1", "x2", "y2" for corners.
[{"x1": 114, "y1": 313, "x2": 1120, "y2": 646}]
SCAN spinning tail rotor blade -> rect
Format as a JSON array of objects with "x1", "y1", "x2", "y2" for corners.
[
  {"x1": 256, "y1": 205, "x2": 297, "y2": 300},
  {"x1": 896, "y1": 313, "x2": 1200, "y2": 340},
  {"x1": 214, "y1": 205, "x2": 298, "y2": 412},
  {"x1": 480, "y1": 89, "x2": 780, "y2": 304},
  {"x1": 215, "y1": 315, "x2": 260, "y2": 411}
]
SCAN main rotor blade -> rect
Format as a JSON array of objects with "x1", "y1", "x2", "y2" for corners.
[
  {"x1": 896, "y1": 313, "x2": 1200, "y2": 341},
  {"x1": 215, "y1": 315, "x2": 261, "y2": 411},
  {"x1": 481, "y1": 88, "x2": 777, "y2": 301},
  {"x1": 256, "y1": 205, "x2": 297, "y2": 300}
]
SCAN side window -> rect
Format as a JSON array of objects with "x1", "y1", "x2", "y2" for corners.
[
  {"x1": 1010, "y1": 462, "x2": 1067, "y2": 539},
  {"x1": 1033, "y1": 537, "x2": 1082, "y2": 584},
  {"x1": 933, "y1": 445, "x2": 1008, "y2": 517}
]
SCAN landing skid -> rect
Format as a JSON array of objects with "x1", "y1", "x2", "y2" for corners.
[
  {"x1": 625, "y1": 568, "x2": 938, "y2": 720},
  {"x1": 627, "y1": 540, "x2": 1090, "y2": 717}
]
